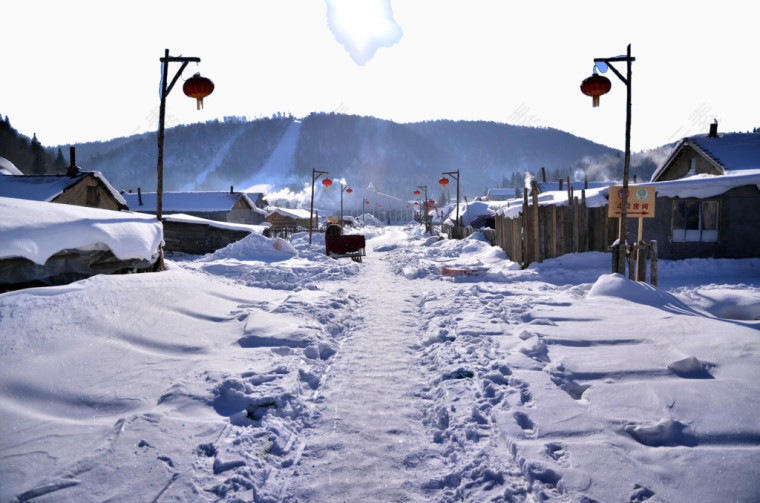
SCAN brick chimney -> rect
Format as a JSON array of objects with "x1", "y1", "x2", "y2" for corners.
[
  {"x1": 708, "y1": 120, "x2": 718, "y2": 138},
  {"x1": 67, "y1": 146, "x2": 81, "y2": 177}
]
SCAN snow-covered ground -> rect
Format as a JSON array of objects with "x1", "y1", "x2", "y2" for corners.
[{"x1": 1, "y1": 223, "x2": 759, "y2": 502}]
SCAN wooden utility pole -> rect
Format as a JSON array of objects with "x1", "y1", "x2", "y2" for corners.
[
  {"x1": 594, "y1": 44, "x2": 635, "y2": 274},
  {"x1": 309, "y1": 169, "x2": 328, "y2": 244},
  {"x1": 157, "y1": 49, "x2": 200, "y2": 221}
]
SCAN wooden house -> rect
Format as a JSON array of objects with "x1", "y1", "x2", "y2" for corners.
[
  {"x1": 643, "y1": 123, "x2": 760, "y2": 259},
  {"x1": 160, "y1": 214, "x2": 260, "y2": 255},
  {"x1": 123, "y1": 190, "x2": 266, "y2": 225},
  {"x1": 265, "y1": 208, "x2": 315, "y2": 231},
  {"x1": 0, "y1": 169, "x2": 127, "y2": 211}
]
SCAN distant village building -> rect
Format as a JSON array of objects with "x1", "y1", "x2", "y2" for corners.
[
  {"x1": 265, "y1": 207, "x2": 315, "y2": 230},
  {"x1": 123, "y1": 190, "x2": 266, "y2": 225},
  {"x1": 485, "y1": 188, "x2": 521, "y2": 201}
]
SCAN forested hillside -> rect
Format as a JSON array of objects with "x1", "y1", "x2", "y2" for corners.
[{"x1": 2, "y1": 113, "x2": 669, "y2": 199}]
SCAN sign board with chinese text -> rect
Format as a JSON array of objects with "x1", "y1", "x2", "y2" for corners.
[{"x1": 608, "y1": 185, "x2": 656, "y2": 218}]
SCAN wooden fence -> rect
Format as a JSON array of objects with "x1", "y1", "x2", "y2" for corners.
[{"x1": 493, "y1": 183, "x2": 618, "y2": 268}]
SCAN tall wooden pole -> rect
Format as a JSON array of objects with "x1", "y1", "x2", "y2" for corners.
[
  {"x1": 594, "y1": 44, "x2": 635, "y2": 274},
  {"x1": 619, "y1": 43, "x2": 633, "y2": 274},
  {"x1": 157, "y1": 49, "x2": 169, "y2": 222},
  {"x1": 309, "y1": 169, "x2": 327, "y2": 244},
  {"x1": 156, "y1": 49, "x2": 199, "y2": 221}
]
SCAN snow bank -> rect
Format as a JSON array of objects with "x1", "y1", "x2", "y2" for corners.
[
  {"x1": 0, "y1": 197, "x2": 162, "y2": 264},
  {"x1": 200, "y1": 232, "x2": 297, "y2": 262},
  {"x1": 587, "y1": 273, "x2": 698, "y2": 312}
]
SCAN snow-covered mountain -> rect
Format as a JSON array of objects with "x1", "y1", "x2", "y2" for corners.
[{"x1": 62, "y1": 113, "x2": 646, "y2": 200}]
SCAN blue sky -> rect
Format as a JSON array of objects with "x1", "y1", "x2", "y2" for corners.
[{"x1": 3, "y1": 0, "x2": 758, "y2": 151}]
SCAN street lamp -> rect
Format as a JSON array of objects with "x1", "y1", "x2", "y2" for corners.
[
  {"x1": 340, "y1": 183, "x2": 352, "y2": 224},
  {"x1": 416, "y1": 185, "x2": 429, "y2": 233},
  {"x1": 440, "y1": 169, "x2": 460, "y2": 230},
  {"x1": 156, "y1": 49, "x2": 209, "y2": 222},
  {"x1": 309, "y1": 169, "x2": 328, "y2": 244},
  {"x1": 584, "y1": 43, "x2": 635, "y2": 274}
]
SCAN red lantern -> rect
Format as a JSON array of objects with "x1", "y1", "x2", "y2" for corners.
[
  {"x1": 414, "y1": 202, "x2": 418, "y2": 206},
  {"x1": 365, "y1": 200, "x2": 370, "y2": 205},
  {"x1": 322, "y1": 178, "x2": 333, "y2": 189},
  {"x1": 428, "y1": 200, "x2": 435, "y2": 206},
  {"x1": 413, "y1": 190, "x2": 421, "y2": 197},
  {"x1": 580, "y1": 73, "x2": 611, "y2": 107},
  {"x1": 183, "y1": 73, "x2": 215, "y2": 110},
  {"x1": 346, "y1": 188, "x2": 353, "y2": 194},
  {"x1": 438, "y1": 177, "x2": 449, "y2": 186}
]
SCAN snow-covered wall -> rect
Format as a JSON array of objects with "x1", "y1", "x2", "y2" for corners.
[{"x1": 0, "y1": 197, "x2": 163, "y2": 265}]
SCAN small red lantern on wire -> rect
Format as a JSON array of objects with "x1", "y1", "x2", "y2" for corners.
[
  {"x1": 183, "y1": 73, "x2": 215, "y2": 110},
  {"x1": 414, "y1": 202, "x2": 419, "y2": 206},
  {"x1": 322, "y1": 178, "x2": 333, "y2": 189},
  {"x1": 438, "y1": 177, "x2": 449, "y2": 187},
  {"x1": 365, "y1": 200, "x2": 370, "y2": 205},
  {"x1": 346, "y1": 188, "x2": 353, "y2": 194},
  {"x1": 413, "y1": 189, "x2": 421, "y2": 197},
  {"x1": 580, "y1": 73, "x2": 611, "y2": 107}
]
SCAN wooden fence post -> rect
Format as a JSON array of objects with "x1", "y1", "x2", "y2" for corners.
[
  {"x1": 637, "y1": 242, "x2": 647, "y2": 282},
  {"x1": 572, "y1": 197, "x2": 579, "y2": 253},
  {"x1": 531, "y1": 181, "x2": 540, "y2": 263},
  {"x1": 552, "y1": 205, "x2": 558, "y2": 258},
  {"x1": 627, "y1": 243, "x2": 636, "y2": 280}
]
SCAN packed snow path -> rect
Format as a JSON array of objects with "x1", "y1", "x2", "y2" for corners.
[
  {"x1": 276, "y1": 246, "x2": 535, "y2": 502},
  {"x1": 282, "y1": 258, "x2": 443, "y2": 501}
]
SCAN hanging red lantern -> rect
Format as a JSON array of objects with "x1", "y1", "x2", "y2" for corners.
[
  {"x1": 365, "y1": 200, "x2": 370, "y2": 205},
  {"x1": 438, "y1": 177, "x2": 449, "y2": 186},
  {"x1": 413, "y1": 189, "x2": 421, "y2": 197},
  {"x1": 346, "y1": 188, "x2": 353, "y2": 194},
  {"x1": 322, "y1": 178, "x2": 333, "y2": 189},
  {"x1": 183, "y1": 73, "x2": 215, "y2": 110},
  {"x1": 580, "y1": 73, "x2": 611, "y2": 107},
  {"x1": 414, "y1": 202, "x2": 419, "y2": 206},
  {"x1": 428, "y1": 200, "x2": 435, "y2": 206}
]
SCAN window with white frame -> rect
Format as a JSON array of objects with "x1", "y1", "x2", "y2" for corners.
[{"x1": 671, "y1": 199, "x2": 719, "y2": 242}]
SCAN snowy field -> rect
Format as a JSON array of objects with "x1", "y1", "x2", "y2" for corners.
[{"x1": 1, "y1": 223, "x2": 759, "y2": 502}]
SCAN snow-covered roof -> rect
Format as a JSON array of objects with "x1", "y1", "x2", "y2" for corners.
[
  {"x1": 123, "y1": 191, "x2": 260, "y2": 213},
  {"x1": 0, "y1": 196, "x2": 162, "y2": 265},
  {"x1": 163, "y1": 213, "x2": 269, "y2": 233},
  {"x1": 0, "y1": 157, "x2": 23, "y2": 176},
  {"x1": 651, "y1": 131, "x2": 760, "y2": 181},
  {"x1": 496, "y1": 169, "x2": 760, "y2": 219},
  {"x1": 266, "y1": 207, "x2": 313, "y2": 220},
  {"x1": 0, "y1": 171, "x2": 127, "y2": 207},
  {"x1": 537, "y1": 181, "x2": 610, "y2": 193}
]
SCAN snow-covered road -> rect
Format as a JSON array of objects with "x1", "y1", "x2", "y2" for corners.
[
  {"x1": 283, "y1": 257, "x2": 442, "y2": 501},
  {"x1": 2, "y1": 224, "x2": 759, "y2": 502}
]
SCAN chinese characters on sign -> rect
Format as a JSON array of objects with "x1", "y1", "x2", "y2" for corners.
[{"x1": 608, "y1": 186, "x2": 656, "y2": 218}]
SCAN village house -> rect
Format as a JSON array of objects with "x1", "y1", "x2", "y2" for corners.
[
  {"x1": 0, "y1": 156, "x2": 127, "y2": 211},
  {"x1": 642, "y1": 123, "x2": 760, "y2": 259},
  {"x1": 265, "y1": 207, "x2": 315, "y2": 231},
  {"x1": 123, "y1": 189, "x2": 266, "y2": 225}
]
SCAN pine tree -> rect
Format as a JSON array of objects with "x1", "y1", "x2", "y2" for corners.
[
  {"x1": 30, "y1": 134, "x2": 47, "y2": 174},
  {"x1": 53, "y1": 147, "x2": 66, "y2": 173}
]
